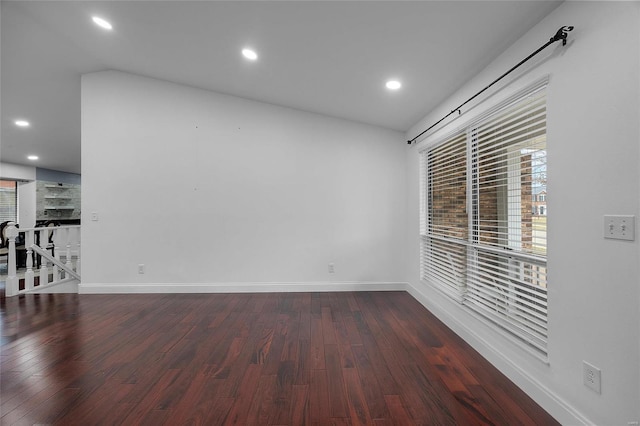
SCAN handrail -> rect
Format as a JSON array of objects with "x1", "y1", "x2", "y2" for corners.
[{"x1": 15, "y1": 224, "x2": 81, "y2": 232}]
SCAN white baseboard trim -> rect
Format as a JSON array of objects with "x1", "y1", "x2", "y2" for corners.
[
  {"x1": 405, "y1": 283, "x2": 593, "y2": 426},
  {"x1": 79, "y1": 281, "x2": 408, "y2": 294}
]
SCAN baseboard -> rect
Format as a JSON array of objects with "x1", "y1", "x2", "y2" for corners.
[
  {"x1": 78, "y1": 281, "x2": 408, "y2": 294},
  {"x1": 405, "y1": 283, "x2": 593, "y2": 426}
]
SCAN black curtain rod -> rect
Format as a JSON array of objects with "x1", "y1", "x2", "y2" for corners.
[{"x1": 407, "y1": 25, "x2": 574, "y2": 145}]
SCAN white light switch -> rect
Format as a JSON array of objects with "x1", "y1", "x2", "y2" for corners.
[
  {"x1": 91, "y1": 212, "x2": 99, "y2": 221},
  {"x1": 604, "y1": 215, "x2": 635, "y2": 241}
]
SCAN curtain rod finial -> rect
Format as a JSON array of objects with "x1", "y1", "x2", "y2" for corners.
[{"x1": 551, "y1": 25, "x2": 574, "y2": 46}]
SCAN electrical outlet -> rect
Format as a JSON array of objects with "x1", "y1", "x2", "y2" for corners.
[
  {"x1": 328, "y1": 262, "x2": 335, "y2": 273},
  {"x1": 138, "y1": 264, "x2": 145, "y2": 274},
  {"x1": 583, "y1": 361, "x2": 601, "y2": 394}
]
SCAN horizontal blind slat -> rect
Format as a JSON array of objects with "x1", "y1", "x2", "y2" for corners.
[
  {"x1": 464, "y1": 302, "x2": 547, "y2": 352},
  {"x1": 464, "y1": 289, "x2": 548, "y2": 333}
]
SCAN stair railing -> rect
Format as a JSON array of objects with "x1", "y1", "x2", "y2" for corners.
[{"x1": 4, "y1": 222, "x2": 81, "y2": 297}]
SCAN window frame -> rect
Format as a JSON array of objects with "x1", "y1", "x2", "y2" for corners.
[{"x1": 419, "y1": 80, "x2": 549, "y2": 359}]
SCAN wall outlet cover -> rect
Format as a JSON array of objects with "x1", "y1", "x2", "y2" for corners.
[{"x1": 583, "y1": 361, "x2": 601, "y2": 394}]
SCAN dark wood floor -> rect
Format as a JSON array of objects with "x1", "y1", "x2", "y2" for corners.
[{"x1": 0, "y1": 290, "x2": 559, "y2": 425}]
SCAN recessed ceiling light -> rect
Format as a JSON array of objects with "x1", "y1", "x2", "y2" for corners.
[
  {"x1": 15, "y1": 120, "x2": 30, "y2": 127},
  {"x1": 27, "y1": 155, "x2": 39, "y2": 161},
  {"x1": 92, "y1": 16, "x2": 113, "y2": 30},
  {"x1": 386, "y1": 80, "x2": 402, "y2": 90},
  {"x1": 242, "y1": 48, "x2": 258, "y2": 61}
]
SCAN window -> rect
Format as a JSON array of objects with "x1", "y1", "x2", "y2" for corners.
[
  {"x1": 0, "y1": 180, "x2": 18, "y2": 223},
  {"x1": 420, "y1": 85, "x2": 548, "y2": 357}
]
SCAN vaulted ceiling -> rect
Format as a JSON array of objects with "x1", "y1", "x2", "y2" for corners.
[{"x1": 1, "y1": 1, "x2": 561, "y2": 174}]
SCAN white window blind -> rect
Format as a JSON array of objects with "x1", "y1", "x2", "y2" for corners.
[
  {"x1": 421, "y1": 132, "x2": 468, "y2": 302},
  {"x1": 421, "y1": 86, "x2": 548, "y2": 356},
  {"x1": 0, "y1": 180, "x2": 17, "y2": 223}
]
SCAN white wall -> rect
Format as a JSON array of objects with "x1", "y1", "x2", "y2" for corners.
[
  {"x1": 0, "y1": 162, "x2": 36, "y2": 226},
  {"x1": 17, "y1": 181, "x2": 35, "y2": 227},
  {"x1": 405, "y1": 2, "x2": 639, "y2": 425},
  {"x1": 81, "y1": 71, "x2": 406, "y2": 291},
  {"x1": 0, "y1": 162, "x2": 35, "y2": 181}
]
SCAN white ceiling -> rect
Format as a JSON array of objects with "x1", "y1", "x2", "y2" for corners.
[{"x1": 1, "y1": 0, "x2": 561, "y2": 174}]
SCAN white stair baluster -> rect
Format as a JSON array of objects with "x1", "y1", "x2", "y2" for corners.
[
  {"x1": 39, "y1": 229, "x2": 50, "y2": 286},
  {"x1": 53, "y1": 227, "x2": 61, "y2": 280},
  {"x1": 25, "y1": 230, "x2": 34, "y2": 290},
  {"x1": 65, "y1": 228, "x2": 72, "y2": 271},
  {"x1": 6, "y1": 223, "x2": 19, "y2": 296},
  {"x1": 75, "y1": 227, "x2": 81, "y2": 276}
]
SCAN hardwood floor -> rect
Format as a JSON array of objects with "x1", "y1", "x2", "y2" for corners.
[{"x1": 0, "y1": 291, "x2": 559, "y2": 425}]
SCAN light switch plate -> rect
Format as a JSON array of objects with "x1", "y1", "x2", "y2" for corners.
[{"x1": 604, "y1": 215, "x2": 635, "y2": 241}]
